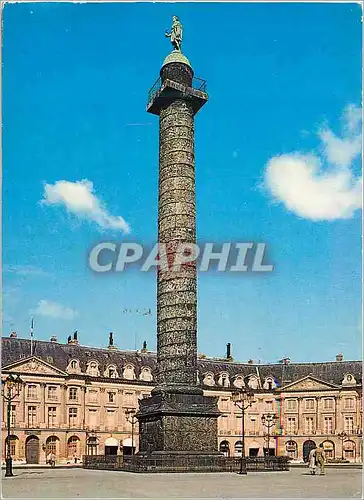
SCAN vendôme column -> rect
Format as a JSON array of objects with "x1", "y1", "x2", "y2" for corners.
[{"x1": 134, "y1": 17, "x2": 224, "y2": 471}]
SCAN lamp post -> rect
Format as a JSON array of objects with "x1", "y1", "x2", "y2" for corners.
[
  {"x1": 232, "y1": 389, "x2": 255, "y2": 475},
  {"x1": 261, "y1": 413, "x2": 277, "y2": 458},
  {"x1": 338, "y1": 431, "x2": 348, "y2": 460},
  {"x1": 1, "y1": 373, "x2": 23, "y2": 477},
  {"x1": 125, "y1": 409, "x2": 137, "y2": 456}
]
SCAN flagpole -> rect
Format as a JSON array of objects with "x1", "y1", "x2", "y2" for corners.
[{"x1": 30, "y1": 317, "x2": 34, "y2": 356}]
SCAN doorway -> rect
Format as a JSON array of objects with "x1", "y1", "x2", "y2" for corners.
[
  {"x1": 303, "y1": 440, "x2": 316, "y2": 462},
  {"x1": 25, "y1": 436, "x2": 39, "y2": 464}
]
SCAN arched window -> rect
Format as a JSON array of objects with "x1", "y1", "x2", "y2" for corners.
[
  {"x1": 139, "y1": 367, "x2": 153, "y2": 382},
  {"x1": 123, "y1": 364, "x2": 136, "y2": 380},
  {"x1": 234, "y1": 441, "x2": 243, "y2": 457},
  {"x1": 233, "y1": 376, "x2": 244, "y2": 389},
  {"x1": 67, "y1": 436, "x2": 80, "y2": 459},
  {"x1": 67, "y1": 359, "x2": 80, "y2": 373},
  {"x1": 218, "y1": 373, "x2": 230, "y2": 387},
  {"x1": 219, "y1": 440, "x2": 230, "y2": 457},
  {"x1": 344, "y1": 440, "x2": 356, "y2": 460},
  {"x1": 285, "y1": 440, "x2": 298, "y2": 459},
  {"x1": 46, "y1": 436, "x2": 59, "y2": 458},
  {"x1": 203, "y1": 373, "x2": 215, "y2": 386},
  {"x1": 263, "y1": 377, "x2": 275, "y2": 390},
  {"x1": 105, "y1": 365, "x2": 118, "y2": 378},
  {"x1": 248, "y1": 376, "x2": 259, "y2": 390},
  {"x1": 87, "y1": 361, "x2": 99, "y2": 377},
  {"x1": 320, "y1": 440, "x2": 335, "y2": 459}
]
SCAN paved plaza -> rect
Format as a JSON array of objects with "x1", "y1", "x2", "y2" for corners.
[{"x1": 1, "y1": 467, "x2": 362, "y2": 499}]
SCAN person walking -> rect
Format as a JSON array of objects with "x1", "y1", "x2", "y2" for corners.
[
  {"x1": 308, "y1": 446, "x2": 317, "y2": 475},
  {"x1": 315, "y1": 444, "x2": 326, "y2": 475}
]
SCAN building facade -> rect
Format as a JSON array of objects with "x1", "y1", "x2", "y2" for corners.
[{"x1": 2, "y1": 335, "x2": 362, "y2": 464}]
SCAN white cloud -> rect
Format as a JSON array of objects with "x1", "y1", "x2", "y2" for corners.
[
  {"x1": 4, "y1": 265, "x2": 49, "y2": 277},
  {"x1": 264, "y1": 105, "x2": 362, "y2": 220},
  {"x1": 41, "y1": 179, "x2": 130, "y2": 233},
  {"x1": 33, "y1": 300, "x2": 78, "y2": 320}
]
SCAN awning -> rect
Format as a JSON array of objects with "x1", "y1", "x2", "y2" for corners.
[
  {"x1": 122, "y1": 438, "x2": 136, "y2": 447},
  {"x1": 104, "y1": 437, "x2": 119, "y2": 447}
]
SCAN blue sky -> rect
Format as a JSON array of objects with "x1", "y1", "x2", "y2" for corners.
[{"x1": 3, "y1": 2, "x2": 362, "y2": 363}]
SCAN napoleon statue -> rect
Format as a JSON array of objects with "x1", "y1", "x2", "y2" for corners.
[{"x1": 165, "y1": 16, "x2": 183, "y2": 52}]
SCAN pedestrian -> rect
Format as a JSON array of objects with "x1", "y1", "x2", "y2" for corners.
[
  {"x1": 315, "y1": 444, "x2": 325, "y2": 475},
  {"x1": 308, "y1": 446, "x2": 317, "y2": 475},
  {"x1": 48, "y1": 452, "x2": 56, "y2": 468}
]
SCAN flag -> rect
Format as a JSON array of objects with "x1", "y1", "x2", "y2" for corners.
[{"x1": 30, "y1": 317, "x2": 34, "y2": 337}]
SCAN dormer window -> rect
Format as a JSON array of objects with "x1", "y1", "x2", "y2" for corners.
[
  {"x1": 67, "y1": 359, "x2": 80, "y2": 373},
  {"x1": 87, "y1": 361, "x2": 99, "y2": 377},
  {"x1": 203, "y1": 373, "x2": 215, "y2": 386},
  {"x1": 123, "y1": 364, "x2": 136, "y2": 380},
  {"x1": 139, "y1": 367, "x2": 153, "y2": 382},
  {"x1": 248, "y1": 376, "x2": 259, "y2": 390},
  {"x1": 105, "y1": 365, "x2": 118, "y2": 378},
  {"x1": 218, "y1": 373, "x2": 230, "y2": 387},
  {"x1": 233, "y1": 376, "x2": 244, "y2": 389}
]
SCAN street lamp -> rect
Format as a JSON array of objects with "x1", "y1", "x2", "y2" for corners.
[
  {"x1": 1, "y1": 373, "x2": 23, "y2": 477},
  {"x1": 261, "y1": 413, "x2": 277, "y2": 458},
  {"x1": 338, "y1": 431, "x2": 348, "y2": 460},
  {"x1": 125, "y1": 409, "x2": 137, "y2": 456},
  {"x1": 232, "y1": 389, "x2": 255, "y2": 475}
]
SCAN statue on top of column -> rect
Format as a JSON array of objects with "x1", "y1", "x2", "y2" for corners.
[{"x1": 165, "y1": 16, "x2": 183, "y2": 52}]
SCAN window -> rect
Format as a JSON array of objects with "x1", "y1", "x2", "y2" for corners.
[
  {"x1": 305, "y1": 399, "x2": 315, "y2": 410},
  {"x1": 27, "y1": 385, "x2": 37, "y2": 399},
  {"x1": 287, "y1": 417, "x2": 296, "y2": 433},
  {"x1": 286, "y1": 399, "x2": 297, "y2": 411},
  {"x1": 69, "y1": 408, "x2": 78, "y2": 427},
  {"x1": 124, "y1": 392, "x2": 134, "y2": 406},
  {"x1": 88, "y1": 409, "x2": 97, "y2": 428},
  {"x1": 69, "y1": 387, "x2": 78, "y2": 401},
  {"x1": 7, "y1": 436, "x2": 17, "y2": 456},
  {"x1": 265, "y1": 401, "x2": 273, "y2": 411},
  {"x1": 141, "y1": 393, "x2": 150, "y2": 399},
  {"x1": 106, "y1": 410, "x2": 116, "y2": 429},
  {"x1": 10, "y1": 405, "x2": 16, "y2": 426},
  {"x1": 47, "y1": 386, "x2": 57, "y2": 400},
  {"x1": 48, "y1": 407, "x2": 57, "y2": 427},
  {"x1": 323, "y1": 399, "x2": 334, "y2": 410},
  {"x1": 344, "y1": 398, "x2": 355, "y2": 410},
  {"x1": 70, "y1": 360, "x2": 77, "y2": 369},
  {"x1": 323, "y1": 417, "x2": 333, "y2": 434},
  {"x1": 220, "y1": 415, "x2": 228, "y2": 430},
  {"x1": 286, "y1": 440, "x2": 298, "y2": 459},
  {"x1": 235, "y1": 415, "x2": 242, "y2": 434},
  {"x1": 27, "y1": 406, "x2": 37, "y2": 427},
  {"x1": 221, "y1": 398, "x2": 229, "y2": 410},
  {"x1": 305, "y1": 417, "x2": 314, "y2": 434},
  {"x1": 46, "y1": 436, "x2": 58, "y2": 456},
  {"x1": 108, "y1": 392, "x2": 115, "y2": 403},
  {"x1": 89, "y1": 390, "x2": 98, "y2": 403},
  {"x1": 250, "y1": 417, "x2": 257, "y2": 435},
  {"x1": 88, "y1": 362, "x2": 99, "y2": 377},
  {"x1": 67, "y1": 436, "x2": 79, "y2": 458},
  {"x1": 108, "y1": 367, "x2": 117, "y2": 378},
  {"x1": 344, "y1": 416, "x2": 354, "y2": 433},
  {"x1": 221, "y1": 374, "x2": 229, "y2": 387}
]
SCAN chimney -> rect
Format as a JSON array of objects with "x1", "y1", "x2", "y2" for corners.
[
  {"x1": 108, "y1": 332, "x2": 116, "y2": 349},
  {"x1": 336, "y1": 353, "x2": 343, "y2": 362},
  {"x1": 69, "y1": 330, "x2": 79, "y2": 345},
  {"x1": 67, "y1": 335, "x2": 72, "y2": 344},
  {"x1": 226, "y1": 343, "x2": 232, "y2": 360},
  {"x1": 10, "y1": 331, "x2": 17, "y2": 338},
  {"x1": 141, "y1": 340, "x2": 147, "y2": 353},
  {"x1": 248, "y1": 359, "x2": 254, "y2": 364},
  {"x1": 50, "y1": 335, "x2": 57, "y2": 343}
]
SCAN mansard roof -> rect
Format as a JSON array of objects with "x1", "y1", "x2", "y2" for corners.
[{"x1": 1, "y1": 337, "x2": 361, "y2": 388}]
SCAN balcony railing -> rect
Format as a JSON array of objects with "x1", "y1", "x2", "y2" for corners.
[{"x1": 148, "y1": 76, "x2": 207, "y2": 105}]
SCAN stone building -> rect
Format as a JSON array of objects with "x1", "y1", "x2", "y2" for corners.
[{"x1": 1, "y1": 334, "x2": 362, "y2": 464}]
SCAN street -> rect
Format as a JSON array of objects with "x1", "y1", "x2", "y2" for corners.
[{"x1": 1, "y1": 467, "x2": 362, "y2": 498}]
